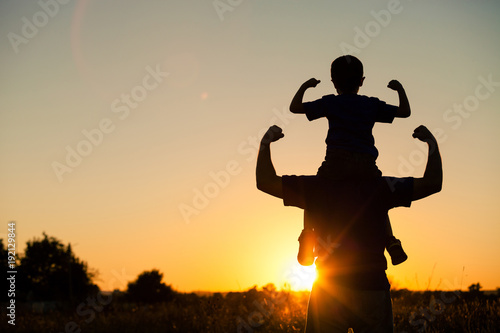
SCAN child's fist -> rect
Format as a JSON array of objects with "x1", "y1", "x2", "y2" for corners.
[
  {"x1": 261, "y1": 125, "x2": 284, "y2": 145},
  {"x1": 302, "y1": 78, "x2": 321, "y2": 89},
  {"x1": 387, "y1": 80, "x2": 403, "y2": 91}
]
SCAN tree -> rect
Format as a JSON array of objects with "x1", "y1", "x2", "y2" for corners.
[
  {"x1": 19, "y1": 233, "x2": 98, "y2": 302},
  {"x1": 468, "y1": 282, "x2": 483, "y2": 294},
  {"x1": 0, "y1": 239, "x2": 10, "y2": 302},
  {"x1": 126, "y1": 269, "x2": 175, "y2": 303},
  {"x1": 0, "y1": 239, "x2": 7, "y2": 268}
]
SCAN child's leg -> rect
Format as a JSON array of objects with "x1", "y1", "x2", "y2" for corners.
[
  {"x1": 297, "y1": 210, "x2": 316, "y2": 266},
  {"x1": 385, "y1": 214, "x2": 394, "y2": 239},
  {"x1": 385, "y1": 215, "x2": 408, "y2": 265}
]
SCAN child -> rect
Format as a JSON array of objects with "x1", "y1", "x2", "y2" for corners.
[{"x1": 290, "y1": 55, "x2": 410, "y2": 266}]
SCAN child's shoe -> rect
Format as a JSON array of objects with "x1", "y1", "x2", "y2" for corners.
[
  {"x1": 387, "y1": 237, "x2": 408, "y2": 265},
  {"x1": 297, "y1": 229, "x2": 316, "y2": 266}
]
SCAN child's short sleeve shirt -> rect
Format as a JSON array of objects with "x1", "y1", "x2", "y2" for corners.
[{"x1": 303, "y1": 94, "x2": 398, "y2": 158}]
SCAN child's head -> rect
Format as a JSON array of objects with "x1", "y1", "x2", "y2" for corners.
[{"x1": 330, "y1": 55, "x2": 364, "y2": 94}]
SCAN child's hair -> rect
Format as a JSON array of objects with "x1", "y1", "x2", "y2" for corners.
[{"x1": 330, "y1": 55, "x2": 364, "y2": 93}]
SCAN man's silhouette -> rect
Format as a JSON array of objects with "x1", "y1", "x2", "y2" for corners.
[{"x1": 256, "y1": 125, "x2": 442, "y2": 333}]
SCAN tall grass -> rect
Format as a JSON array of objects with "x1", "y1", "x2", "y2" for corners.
[{"x1": 2, "y1": 287, "x2": 498, "y2": 332}]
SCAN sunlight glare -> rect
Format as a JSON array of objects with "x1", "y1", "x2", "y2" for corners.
[{"x1": 284, "y1": 261, "x2": 317, "y2": 291}]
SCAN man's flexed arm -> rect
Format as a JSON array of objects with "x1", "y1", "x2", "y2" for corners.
[
  {"x1": 412, "y1": 125, "x2": 443, "y2": 200},
  {"x1": 256, "y1": 125, "x2": 284, "y2": 199}
]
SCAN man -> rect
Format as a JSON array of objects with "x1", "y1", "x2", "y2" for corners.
[{"x1": 256, "y1": 125, "x2": 442, "y2": 333}]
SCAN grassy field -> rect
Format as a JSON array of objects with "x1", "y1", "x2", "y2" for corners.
[{"x1": 3, "y1": 286, "x2": 499, "y2": 332}]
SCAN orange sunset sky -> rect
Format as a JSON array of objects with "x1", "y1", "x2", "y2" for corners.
[{"x1": 1, "y1": 1, "x2": 499, "y2": 293}]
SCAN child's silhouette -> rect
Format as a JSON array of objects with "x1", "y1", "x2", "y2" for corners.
[{"x1": 290, "y1": 55, "x2": 411, "y2": 266}]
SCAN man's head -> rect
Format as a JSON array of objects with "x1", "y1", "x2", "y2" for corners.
[{"x1": 330, "y1": 55, "x2": 365, "y2": 94}]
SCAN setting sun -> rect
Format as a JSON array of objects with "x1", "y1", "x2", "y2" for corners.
[{"x1": 283, "y1": 262, "x2": 318, "y2": 291}]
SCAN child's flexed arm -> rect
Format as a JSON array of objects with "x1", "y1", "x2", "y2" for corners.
[
  {"x1": 290, "y1": 78, "x2": 321, "y2": 114},
  {"x1": 388, "y1": 80, "x2": 411, "y2": 118}
]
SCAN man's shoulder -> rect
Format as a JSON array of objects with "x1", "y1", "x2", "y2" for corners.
[
  {"x1": 338, "y1": 176, "x2": 414, "y2": 200},
  {"x1": 282, "y1": 175, "x2": 414, "y2": 209},
  {"x1": 378, "y1": 176, "x2": 415, "y2": 207},
  {"x1": 282, "y1": 175, "x2": 341, "y2": 196},
  {"x1": 284, "y1": 175, "x2": 412, "y2": 186},
  {"x1": 282, "y1": 175, "x2": 326, "y2": 209}
]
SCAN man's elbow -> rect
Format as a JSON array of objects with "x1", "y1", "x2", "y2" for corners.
[
  {"x1": 434, "y1": 179, "x2": 443, "y2": 193},
  {"x1": 428, "y1": 176, "x2": 444, "y2": 196},
  {"x1": 289, "y1": 104, "x2": 304, "y2": 114},
  {"x1": 429, "y1": 182, "x2": 442, "y2": 195},
  {"x1": 412, "y1": 177, "x2": 442, "y2": 200},
  {"x1": 256, "y1": 179, "x2": 267, "y2": 192},
  {"x1": 256, "y1": 176, "x2": 282, "y2": 198},
  {"x1": 398, "y1": 108, "x2": 411, "y2": 118},
  {"x1": 256, "y1": 176, "x2": 272, "y2": 194}
]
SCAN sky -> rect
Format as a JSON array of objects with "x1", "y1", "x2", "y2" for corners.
[{"x1": 1, "y1": 0, "x2": 499, "y2": 293}]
